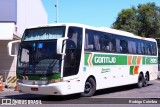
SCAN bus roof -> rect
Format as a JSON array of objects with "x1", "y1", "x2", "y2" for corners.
[{"x1": 26, "y1": 23, "x2": 156, "y2": 42}]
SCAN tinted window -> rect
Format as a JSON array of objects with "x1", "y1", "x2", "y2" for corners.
[
  {"x1": 84, "y1": 29, "x2": 157, "y2": 56},
  {"x1": 63, "y1": 27, "x2": 82, "y2": 77}
]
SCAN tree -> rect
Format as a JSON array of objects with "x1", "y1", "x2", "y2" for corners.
[{"x1": 112, "y1": 2, "x2": 160, "y2": 38}]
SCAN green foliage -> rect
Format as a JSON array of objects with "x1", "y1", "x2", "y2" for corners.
[{"x1": 112, "y1": 2, "x2": 160, "y2": 38}]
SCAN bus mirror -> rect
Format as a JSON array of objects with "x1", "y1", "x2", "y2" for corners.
[
  {"x1": 57, "y1": 37, "x2": 68, "y2": 55},
  {"x1": 8, "y1": 40, "x2": 21, "y2": 57}
]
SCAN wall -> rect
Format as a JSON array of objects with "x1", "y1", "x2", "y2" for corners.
[
  {"x1": 0, "y1": 0, "x2": 48, "y2": 82},
  {"x1": 0, "y1": 0, "x2": 17, "y2": 22},
  {"x1": 0, "y1": 40, "x2": 16, "y2": 80},
  {"x1": 16, "y1": 0, "x2": 48, "y2": 36},
  {"x1": 0, "y1": 23, "x2": 15, "y2": 40}
]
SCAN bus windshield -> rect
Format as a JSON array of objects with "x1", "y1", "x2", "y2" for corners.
[
  {"x1": 17, "y1": 26, "x2": 66, "y2": 75},
  {"x1": 17, "y1": 40, "x2": 61, "y2": 75},
  {"x1": 22, "y1": 26, "x2": 65, "y2": 41}
]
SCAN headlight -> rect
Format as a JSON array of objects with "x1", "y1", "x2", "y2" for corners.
[{"x1": 48, "y1": 78, "x2": 63, "y2": 84}]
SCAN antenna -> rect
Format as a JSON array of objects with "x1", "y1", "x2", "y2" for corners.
[{"x1": 55, "y1": 0, "x2": 58, "y2": 23}]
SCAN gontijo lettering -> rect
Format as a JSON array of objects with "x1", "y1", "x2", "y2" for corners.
[{"x1": 94, "y1": 57, "x2": 116, "y2": 64}]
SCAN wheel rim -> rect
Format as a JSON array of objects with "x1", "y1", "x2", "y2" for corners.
[
  {"x1": 145, "y1": 74, "x2": 149, "y2": 82},
  {"x1": 84, "y1": 81, "x2": 92, "y2": 93},
  {"x1": 144, "y1": 74, "x2": 149, "y2": 85}
]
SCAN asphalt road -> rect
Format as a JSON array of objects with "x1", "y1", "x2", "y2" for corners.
[{"x1": 0, "y1": 79, "x2": 160, "y2": 107}]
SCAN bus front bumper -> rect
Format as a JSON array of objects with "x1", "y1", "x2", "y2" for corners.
[{"x1": 17, "y1": 82, "x2": 69, "y2": 95}]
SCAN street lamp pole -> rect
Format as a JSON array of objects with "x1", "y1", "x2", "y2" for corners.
[{"x1": 55, "y1": 0, "x2": 58, "y2": 23}]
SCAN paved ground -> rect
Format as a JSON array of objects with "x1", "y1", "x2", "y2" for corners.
[{"x1": 0, "y1": 79, "x2": 160, "y2": 107}]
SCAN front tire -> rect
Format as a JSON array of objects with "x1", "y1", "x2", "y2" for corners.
[{"x1": 81, "y1": 78, "x2": 96, "y2": 97}]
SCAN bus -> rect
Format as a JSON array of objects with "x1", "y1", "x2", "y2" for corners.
[{"x1": 8, "y1": 23, "x2": 158, "y2": 97}]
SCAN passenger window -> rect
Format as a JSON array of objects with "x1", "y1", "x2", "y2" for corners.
[
  {"x1": 85, "y1": 30, "x2": 95, "y2": 50},
  {"x1": 101, "y1": 33, "x2": 116, "y2": 52},
  {"x1": 94, "y1": 34, "x2": 101, "y2": 51},
  {"x1": 120, "y1": 40, "x2": 128, "y2": 53},
  {"x1": 137, "y1": 41, "x2": 141, "y2": 54},
  {"x1": 102, "y1": 34, "x2": 111, "y2": 52},
  {"x1": 152, "y1": 43, "x2": 157, "y2": 55},
  {"x1": 137, "y1": 41, "x2": 145, "y2": 54},
  {"x1": 144, "y1": 42, "x2": 151, "y2": 55},
  {"x1": 116, "y1": 39, "x2": 123, "y2": 53},
  {"x1": 128, "y1": 41, "x2": 136, "y2": 54}
]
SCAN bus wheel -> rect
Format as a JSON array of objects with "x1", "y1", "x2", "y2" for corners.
[
  {"x1": 81, "y1": 78, "x2": 96, "y2": 97},
  {"x1": 137, "y1": 73, "x2": 144, "y2": 88},
  {"x1": 143, "y1": 73, "x2": 149, "y2": 87}
]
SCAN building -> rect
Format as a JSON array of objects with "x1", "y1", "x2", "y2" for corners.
[{"x1": 0, "y1": 0, "x2": 48, "y2": 82}]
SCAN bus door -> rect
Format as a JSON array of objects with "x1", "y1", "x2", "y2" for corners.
[{"x1": 63, "y1": 27, "x2": 82, "y2": 77}]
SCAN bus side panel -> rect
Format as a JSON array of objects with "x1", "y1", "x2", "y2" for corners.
[{"x1": 83, "y1": 66, "x2": 138, "y2": 90}]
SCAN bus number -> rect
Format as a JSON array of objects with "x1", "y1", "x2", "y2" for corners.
[{"x1": 150, "y1": 58, "x2": 157, "y2": 64}]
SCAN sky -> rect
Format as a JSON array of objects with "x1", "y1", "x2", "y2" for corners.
[{"x1": 42, "y1": 0, "x2": 160, "y2": 27}]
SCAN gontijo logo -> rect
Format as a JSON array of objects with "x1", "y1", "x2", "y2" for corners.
[
  {"x1": 84, "y1": 54, "x2": 128, "y2": 66},
  {"x1": 94, "y1": 56, "x2": 116, "y2": 64}
]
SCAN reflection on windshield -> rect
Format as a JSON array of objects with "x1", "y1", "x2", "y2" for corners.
[
  {"x1": 22, "y1": 26, "x2": 65, "y2": 41},
  {"x1": 18, "y1": 40, "x2": 61, "y2": 75}
]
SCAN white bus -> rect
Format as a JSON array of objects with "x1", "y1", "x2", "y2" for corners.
[{"x1": 8, "y1": 23, "x2": 158, "y2": 97}]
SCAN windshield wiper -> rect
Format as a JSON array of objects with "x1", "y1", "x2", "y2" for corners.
[{"x1": 47, "y1": 59, "x2": 58, "y2": 73}]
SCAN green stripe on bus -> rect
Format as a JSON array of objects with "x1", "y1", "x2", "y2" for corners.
[
  {"x1": 48, "y1": 73, "x2": 61, "y2": 80},
  {"x1": 142, "y1": 56, "x2": 146, "y2": 64},
  {"x1": 17, "y1": 74, "x2": 23, "y2": 79},
  {"x1": 84, "y1": 53, "x2": 158, "y2": 66},
  {"x1": 84, "y1": 54, "x2": 90, "y2": 66},
  {"x1": 130, "y1": 66, "x2": 134, "y2": 75},
  {"x1": 28, "y1": 76, "x2": 40, "y2": 80},
  {"x1": 17, "y1": 73, "x2": 60, "y2": 80},
  {"x1": 132, "y1": 56, "x2": 137, "y2": 65}
]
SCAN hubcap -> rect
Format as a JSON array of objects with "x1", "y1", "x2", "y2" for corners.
[
  {"x1": 145, "y1": 75, "x2": 148, "y2": 81},
  {"x1": 144, "y1": 75, "x2": 148, "y2": 84},
  {"x1": 85, "y1": 82, "x2": 92, "y2": 93}
]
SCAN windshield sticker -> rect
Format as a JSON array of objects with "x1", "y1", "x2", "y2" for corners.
[
  {"x1": 38, "y1": 43, "x2": 43, "y2": 48},
  {"x1": 33, "y1": 43, "x2": 36, "y2": 47}
]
